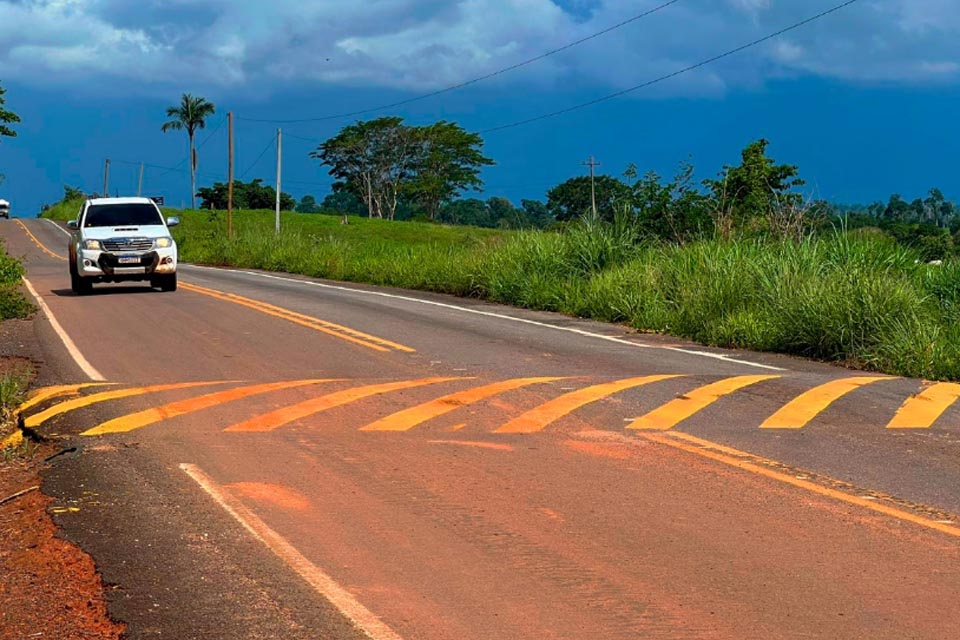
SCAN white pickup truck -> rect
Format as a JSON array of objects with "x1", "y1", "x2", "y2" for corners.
[{"x1": 67, "y1": 197, "x2": 179, "y2": 294}]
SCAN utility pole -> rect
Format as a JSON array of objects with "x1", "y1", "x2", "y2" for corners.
[
  {"x1": 582, "y1": 155, "x2": 600, "y2": 218},
  {"x1": 275, "y1": 128, "x2": 282, "y2": 235},
  {"x1": 102, "y1": 158, "x2": 111, "y2": 198},
  {"x1": 137, "y1": 162, "x2": 145, "y2": 197},
  {"x1": 227, "y1": 111, "x2": 234, "y2": 238}
]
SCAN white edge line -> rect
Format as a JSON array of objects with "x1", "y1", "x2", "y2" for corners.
[
  {"x1": 183, "y1": 264, "x2": 786, "y2": 372},
  {"x1": 45, "y1": 218, "x2": 71, "y2": 237},
  {"x1": 21, "y1": 276, "x2": 106, "y2": 382},
  {"x1": 179, "y1": 463, "x2": 405, "y2": 640}
]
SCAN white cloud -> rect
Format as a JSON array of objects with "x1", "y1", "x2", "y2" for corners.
[{"x1": 0, "y1": 0, "x2": 958, "y2": 95}]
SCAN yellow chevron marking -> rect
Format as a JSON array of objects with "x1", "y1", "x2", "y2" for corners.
[
  {"x1": 361, "y1": 377, "x2": 565, "y2": 432},
  {"x1": 496, "y1": 375, "x2": 683, "y2": 434},
  {"x1": 18, "y1": 383, "x2": 116, "y2": 414},
  {"x1": 225, "y1": 378, "x2": 462, "y2": 433},
  {"x1": 628, "y1": 375, "x2": 781, "y2": 431},
  {"x1": 761, "y1": 377, "x2": 889, "y2": 430},
  {"x1": 887, "y1": 382, "x2": 960, "y2": 429}
]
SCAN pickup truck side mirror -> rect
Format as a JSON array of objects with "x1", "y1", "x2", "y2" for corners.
[
  {"x1": 67, "y1": 220, "x2": 78, "y2": 230},
  {"x1": 166, "y1": 217, "x2": 180, "y2": 228}
]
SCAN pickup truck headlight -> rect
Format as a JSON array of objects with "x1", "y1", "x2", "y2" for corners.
[
  {"x1": 82, "y1": 239, "x2": 103, "y2": 251},
  {"x1": 155, "y1": 237, "x2": 174, "y2": 249}
]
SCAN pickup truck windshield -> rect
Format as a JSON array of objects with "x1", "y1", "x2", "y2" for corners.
[{"x1": 84, "y1": 204, "x2": 163, "y2": 228}]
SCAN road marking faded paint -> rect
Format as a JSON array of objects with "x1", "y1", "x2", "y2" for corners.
[
  {"x1": 18, "y1": 383, "x2": 115, "y2": 414},
  {"x1": 427, "y1": 440, "x2": 515, "y2": 451},
  {"x1": 183, "y1": 265, "x2": 787, "y2": 372},
  {"x1": 496, "y1": 375, "x2": 682, "y2": 434},
  {"x1": 761, "y1": 376, "x2": 890, "y2": 429},
  {"x1": 21, "y1": 277, "x2": 106, "y2": 382},
  {"x1": 361, "y1": 377, "x2": 564, "y2": 432},
  {"x1": 642, "y1": 431, "x2": 960, "y2": 539},
  {"x1": 628, "y1": 375, "x2": 780, "y2": 431},
  {"x1": 25, "y1": 381, "x2": 230, "y2": 429},
  {"x1": 887, "y1": 382, "x2": 960, "y2": 429},
  {"x1": 82, "y1": 379, "x2": 337, "y2": 436},
  {"x1": 16, "y1": 219, "x2": 66, "y2": 260},
  {"x1": 225, "y1": 378, "x2": 461, "y2": 433},
  {"x1": 179, "y1": 282, "x2": 414, "y2": 353},
  {"x1": 180, "y1": 463, "x2": 405, "y2": 640}
]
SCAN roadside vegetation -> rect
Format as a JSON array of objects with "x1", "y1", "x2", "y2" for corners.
[{"x1": 0, "y1": 238, "x2": 31, "y2": 321}]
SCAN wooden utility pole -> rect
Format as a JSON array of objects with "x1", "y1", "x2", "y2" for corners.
[
  {"x1": 102, "y1": 158, "x2": 111, "y2": 198},
  {"x1": 582, "y1": 155, "x2": 600, "y2": 218},
  {"x1": 137, "y1": 162, "x2": 145, "y2": 197},
  {"x1": 227, "y1": 111, "x2": 234, "y2": 238},
  {"x1": 275, "y1": 128, "x2": 282, "y2": 235}
]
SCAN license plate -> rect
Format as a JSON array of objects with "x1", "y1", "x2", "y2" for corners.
[
  {"x1": 117, "y1": 256, "x2": 140, "y2": 264},
  {"x1": 115, "y1": 267, "x2": 145, "y2": 274}
]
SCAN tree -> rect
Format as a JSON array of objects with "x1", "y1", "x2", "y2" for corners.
[
  {"x1": 705, "y1": 139, "x2": 805, "y2": 235},
  {"x1": 312, "y1": 117, "x2": 419, "y2": 220},
  {"x1": 404, "y1": 121, "x2": 494, "y2": 221},
  {"x1": 883, "y1": 194, "x2": 911, "y2": 222},
  {"x1": 0, "y1": 81, "x2": 19, "y2": 144},
  {"x1": 295, "y1": 195, "x2": 321, "y2": 213},
  {"x1": 196, "y1": 179, "x2": 294, "y2": 211},
  {"x1": 631, "y1": 161, "x2": 712, "y2": 243},
  {"x1": 439, "y1": 198, "x2": 491, "y2": 227},
  {"x1": 63, "y1": 185, "x2": 84, "y2": 200},
  {"x1": 520, "y1": 199, "x2": 554, "y2": 228},
  {"x1": 322, "y1": 189, "x2": 365, "y2": 216},
  {"x1": 547, "y1": 175, "x2": 631, "y2": 222},
  {"x1": 161, "y1": 93, "x2": 216, "y2": 209}
]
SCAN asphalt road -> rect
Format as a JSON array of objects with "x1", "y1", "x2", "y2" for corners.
[{"x1": 3, "y1": 217, "x2": 960, "y2": 639}]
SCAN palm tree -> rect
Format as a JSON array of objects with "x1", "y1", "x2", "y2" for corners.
[{"x1": 161, "y1": 93, "x2": 216, "y2": 209}]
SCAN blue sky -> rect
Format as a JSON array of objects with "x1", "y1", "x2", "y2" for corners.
[{"x1": 1, "y1": 0, "x2": 958, "y2": 215}]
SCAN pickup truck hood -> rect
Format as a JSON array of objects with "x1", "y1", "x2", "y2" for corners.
[{"x1": 82, "y1": 225, "x2": 171, "y2": 240}]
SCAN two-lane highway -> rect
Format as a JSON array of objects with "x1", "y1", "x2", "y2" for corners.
[{"x1": 3, "y1": 217, "x2": 959, "y2": 639}]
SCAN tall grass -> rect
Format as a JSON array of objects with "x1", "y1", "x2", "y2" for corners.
[
  {"x1": 0, "y1": 239, "x2": 31, "y2": 320},
  {"x1": 43, "y1": 205, "x2": 960, "y2": 380}
]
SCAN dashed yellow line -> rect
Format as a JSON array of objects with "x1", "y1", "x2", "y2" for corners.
[
  {"x1": 225, "y1": 378, "x2": 461, "y2": 433},
  {"x1": 361, "y1": 377, "x2": 566, "y2": 432},
  {"x1": 761, "y1": 376, "x2": 890, "y2": 430},
  {"x1": 83, "y1": 379, "x2": 338, "y2": 436},
  {"x1": 887, "y1": 382, "x2": 960, "y2": 429},
  {"x1": 644, "y1": 431, "x2": 960, "y2": 539},
  {"x1": 496, "y1": 375, "x2": 683, "y2": 434},
  {"x1": 179, "y1": 282, "x2": 414, "y2": 354},
  {"x1": 628, "y1": 375, "x2": 780, "y2": 431},
  {"x1": 24, "y1": 381, "x2": 231, "y2": 429},
  {"x1": 16, "y1": 219, "x2": 66, "y2": 260}
]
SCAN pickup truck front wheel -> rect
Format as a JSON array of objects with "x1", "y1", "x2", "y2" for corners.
[
  {"x1": 69, "y1": 261, "x2": 93, "y2": 295},
  {"x1": 152, "y1": 273, "x2": 177, "y2": 292}
]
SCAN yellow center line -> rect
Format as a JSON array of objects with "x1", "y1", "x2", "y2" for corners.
[
  {"x1": 25, "y1": 381, "x2": 232, "y2": 429},
  {"x1": 644, "y1": 431, "x2": 960, "y2": 539},
  {"x1": 760, "y1": 376, "x2": 890, "y2": 430},
  {"x1": 628, "y1": 375, "x2": 781, "y2": 431},
  {"x1": 361, "y1": 377, "x2": 566, "y2": 432},
  {"x1": 179, "y1": 282, "x2": 414, "y2": 354},
  {"x1": 887, "y1": 382, "x2": 960, "y2": 429},
  {"x1": 496, "y1": 375, "x2": 683, "y2": 434},
  {"x1": 83, "y1": 379, "x2": 339, "y2": 436},
  {"x1": 16, "y1": 219, "x2": 67, "y2": 261},
  {"x1": 225, "y1": 377, "x2": 463, "y2": 433},
  {"x1": 18, "y1": 383, "x2": 117, "y2": 414}
]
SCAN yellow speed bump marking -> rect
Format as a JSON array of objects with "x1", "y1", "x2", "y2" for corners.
[
  {"x1": 644, "y1": 431, "x2": 960, "y2": 539},
  {"x1": 225, "y1": 378, "x2": 462, "y2": 433},
  {"x1": 628, "y1": 375, "x2": 781, "y2": 431},
  {"x1": 24, "y1": 381, "x2": 231, "y2": 429},
  {"x1": 180, "y1": 282, "x2": 414, "y2": 354},
  {"x1": 83, "y1": 379, "x2": 338, "y2": 436},
  {"x1": 18, "y1": 383, "x2": 116, "y2": 414},
  {"x1": 16, "y1": 219, "x2": 66, "y2": 260},
  {"x1": 760, "y1": 376, "x2": 889, "y2": 430},
  {"x1": 361, "y1": 377, "x2": 566, "y2": 432},
  {"x1": 496, "y1": 375, "x2": 683, "y2": 434},
  {"x1": 887, "y1": 382, "x2": 960, "y2": 430}
]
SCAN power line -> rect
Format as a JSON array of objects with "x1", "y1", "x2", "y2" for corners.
[
  {"x1": 482, "y1": 0, "x2": 861, "y2": 134},
  {"x1": 236, "y1": 0, "x2": 684, "y2": 124},
  {"x1": 155, "y1": 115, "x2": 227, "y2": 178},
  {"x1": 239, "y1": 135, "x2": 276, "y2": 179}
]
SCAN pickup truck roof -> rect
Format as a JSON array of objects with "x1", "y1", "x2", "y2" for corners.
[{"x1": 85, "y1": 197, "x2": 157, "y2": 206}]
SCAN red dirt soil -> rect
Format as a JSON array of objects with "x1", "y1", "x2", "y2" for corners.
[{"x1": 0, "y1": 442, "x2": 125, "y2": 640}]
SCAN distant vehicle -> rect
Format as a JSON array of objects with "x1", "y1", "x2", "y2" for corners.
[
  {"x1": 67, "y1": 197, "x2": 179, "y2": 294},
  {"x1": 0, "y1": 199, "x2": 9, "y2": 219}
]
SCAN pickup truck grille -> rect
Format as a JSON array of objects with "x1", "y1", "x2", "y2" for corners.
[{"x1": 102, "y1": 237, "x2": 153, "y2": 252}]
